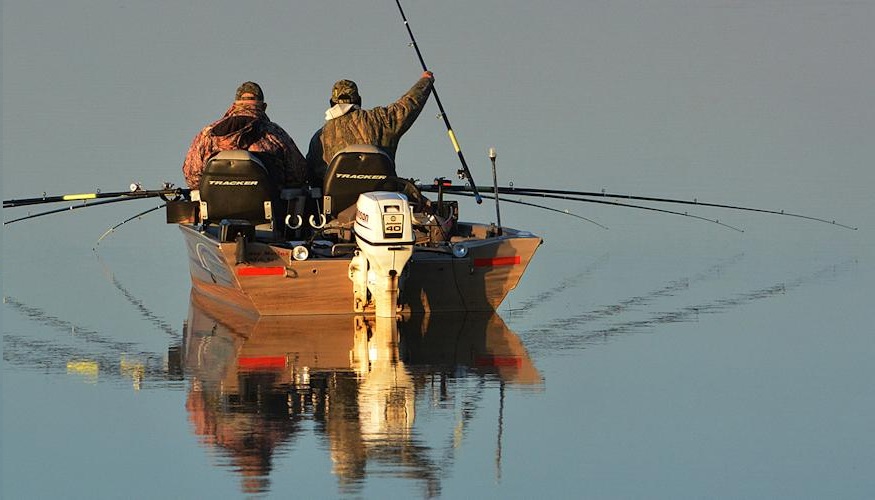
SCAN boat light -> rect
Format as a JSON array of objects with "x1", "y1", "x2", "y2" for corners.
[
  {"x1": 292, "y1": 245, "x2": 310, "y2": 261},
  {"x1": 452, "y1": 244, "x2": 468, "y2": 258}
]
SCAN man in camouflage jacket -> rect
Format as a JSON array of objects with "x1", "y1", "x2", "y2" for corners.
[
  {"x1": 182, "y1": 81, "x2": 307, "y2": 189},
  {"x1": 306, "y1": 72, "x2": 434, "y2": 184}
]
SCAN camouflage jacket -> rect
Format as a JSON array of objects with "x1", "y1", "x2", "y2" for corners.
[
  {"x1": 182, "y1": 102, "x2": 307, "y2": 189},
  {"x1": 306, "y1": 76, "x2": 434, "y2": 183}
]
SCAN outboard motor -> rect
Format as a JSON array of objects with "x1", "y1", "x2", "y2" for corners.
[{"x1": 349, "y1": 192, "x2": 414, "y2": 318}]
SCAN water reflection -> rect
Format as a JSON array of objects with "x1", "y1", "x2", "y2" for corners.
[
  {"x1": 3, "y1": 295, "x2": 181, "y2": 390},
  {"x1": 520, "y1": 257, "x2": 857, "y2": 353},
  {"x1": 183, "y1": 290, "x2": 541, "y2": 496}
]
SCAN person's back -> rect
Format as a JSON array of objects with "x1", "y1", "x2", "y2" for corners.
[
  {"x1": 183, "y1": 81, "x2": 307, "y2": 190},
  {"x1": 307, "y1": 72, "x2": 434, "y2": 185}
]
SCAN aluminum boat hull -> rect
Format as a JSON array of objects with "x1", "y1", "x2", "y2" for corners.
[{"x1": 179, "y1": 223, "x2": 541, "y2": 316}]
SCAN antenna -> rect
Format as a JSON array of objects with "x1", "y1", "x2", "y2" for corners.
[{"x1": 489, "y1": 148, "x2": 502, "y2": 235}]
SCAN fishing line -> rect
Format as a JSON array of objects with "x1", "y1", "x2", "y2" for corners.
[{"x1": 394, "y1": 0, "x2": 483, "y2": 204}]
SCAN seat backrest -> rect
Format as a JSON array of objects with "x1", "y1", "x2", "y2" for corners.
[
  {"x1": 322, "y1": 145, "x2": 401, "y2": 218},
  {"x1": 198, "y1": 150, "x2": 277, "y2": 225}
]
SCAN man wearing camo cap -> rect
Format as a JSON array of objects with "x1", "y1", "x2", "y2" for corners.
[
  {"x1": 182, "y1": 81, "x2": 307, "y2": 189},
  {"x1": 306, "y1": 71, "x2": 434, "y2": 184}
]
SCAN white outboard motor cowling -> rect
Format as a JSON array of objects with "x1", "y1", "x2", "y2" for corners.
[{"x1": 349, "y1": 192, "x2": 414, "y2": 317}]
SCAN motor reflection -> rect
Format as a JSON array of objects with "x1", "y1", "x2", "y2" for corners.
[{"x1": 182, "y1": 289, "x2": 541, "y2": 496}]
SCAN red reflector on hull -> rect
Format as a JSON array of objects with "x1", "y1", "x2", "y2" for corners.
[
  {"x1": 237, "y1": 267, "x2": 285, "y2": 276},
  {"x1": 238, "y1": 356, "x2": 286, "y2": 370},
  {"x1": 473, "y1": 256, "x2": 521, "y2": 267}
]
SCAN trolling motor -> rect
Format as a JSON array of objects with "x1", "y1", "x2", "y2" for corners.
[{"x1": 348, "y1": 192, "x2": 415, "y2": 317}]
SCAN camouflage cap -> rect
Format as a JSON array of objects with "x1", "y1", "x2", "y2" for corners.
[
  {"x1": 330, "y1": 79, "x2": 361, "y2": 106},
  {"x1": 235, "y1": 81, "x2": 264, "y2": 102}
]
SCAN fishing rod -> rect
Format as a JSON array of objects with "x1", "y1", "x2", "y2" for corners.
[
  {"x1": 432, "y1": 186, "x2": 745, "y2": 232},
  {"x1": 3, "y1": 185, "x2": 187, "y2": 208},
  {"x1": 4, "y1": 195, "x2": 163, "y2": 225},
  {"x1": 94, "y1": 203, "x2": 167, "y2": 247},
  {"x1": 453, "y1": 185, "x2": 857, "y2": 231},
  {"x1": 450, "y1": 191, "x2": 608, "y2": 229},
  {"x1": 394, "y1": 0, "x2": 483, "y2": 205}
]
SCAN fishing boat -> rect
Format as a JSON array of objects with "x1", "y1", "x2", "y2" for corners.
[
  {"x1": 6, "y1": 142, "x2": 851, "y2": 321},
  {"x1": 168, "y1": 147, "x2": 542, "y2": 316},
  {"x1": 5, "y1": 143, "x2": 852, "y2": 320},
  {"x1": 4, "y1": 0, "x2": 855, "y2": 320}
]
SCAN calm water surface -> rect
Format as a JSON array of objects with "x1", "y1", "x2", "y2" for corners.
[
  {"x1": 4, "y1": 0, "x2": 874, "y2": 497},
  {"x1": 2, "y1": 211, "x2": 872, "y2": 499}
]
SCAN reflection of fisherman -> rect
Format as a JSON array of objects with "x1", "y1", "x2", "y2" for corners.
[
  {"x1": 306, "y1": 72, "x2": 435, "y2": 185},
  {"x1": 182, "y1": 82, "x2": 307, "y2": 189},
  {"x1": 186, "y1": 389, "x2": 282, "y2": 494}
]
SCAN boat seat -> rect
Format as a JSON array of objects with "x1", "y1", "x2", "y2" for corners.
[
  {"x1": 322, "y1": 145, "x2": 402, "y2": 220},
  {"x1": 197, "y1": 150, "x2": 277, "y2": 226}
]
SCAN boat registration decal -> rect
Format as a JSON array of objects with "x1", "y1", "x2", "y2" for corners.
[
  {"x1": 237, "y1": 266, "x2": 285, "y2": 276},
  {"x1": 473, "y1": 256, "x2": 521, "y2": 267}
]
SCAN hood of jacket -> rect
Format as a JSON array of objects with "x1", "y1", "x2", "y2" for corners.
[{"x1": 209, "y1": 103, "x2": 268, "y2": 149}]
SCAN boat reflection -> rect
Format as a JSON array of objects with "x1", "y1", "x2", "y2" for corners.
[{"x1": 183, "y1": 289, "x2": 541, "y2": 496}]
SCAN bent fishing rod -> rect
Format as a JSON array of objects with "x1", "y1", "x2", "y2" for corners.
[
  {"x1": 395, "y1": 0, "x2": 483, "y2": 205},
  {"x1": 4, "y1": 187, "x2": 186, "y2": 225},
  {"x1": 5, "y1": 196, "x2": 154, "y2": 225},
  {"x1": 94, "y1": 203, "x2": 167, "y2": 247},
  {"x1": 449, "y1": 190, "x2": 608, "y2": 230},
  {"x1": 4, "y1": 184, "x2": 187, "y2": 208},
  {"x1": 427, "y1": 185, "x2": 857, "y2": 231},
  {"x1": 429, "y1": 186, "x2": 745, "y2": 232},
  {"x1": 506, "y1": 186, "x2": 858, "y2": 230}
]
